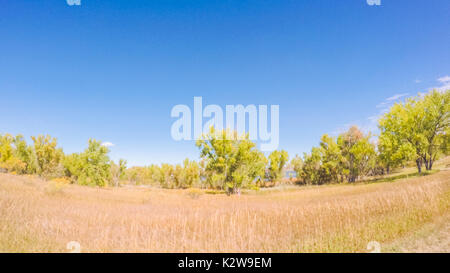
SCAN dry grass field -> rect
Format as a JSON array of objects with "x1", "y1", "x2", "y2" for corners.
[{"x1": 0, "y1": 159, "x2": 449, "y2": 253}]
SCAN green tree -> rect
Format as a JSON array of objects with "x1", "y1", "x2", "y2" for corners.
[
  {"x1": 125, "y1": 165, "x2": 159, "y2": 185},
  {"x1": 196, "y1": 127, "x2": 267, "y2": 194},
  {"x1": 64, "y1": 139, "x2": 111, "y2": 186},
  {"x1": 0, "y1": 134, "x2": 21, "y2": 173},
  {"x1": 171, "y1": 159, "x2": 201, "y2": 189},
  {"x1": 290, "y1": 154, "x2": 303, "y2": 180},
  {"x1": 300, "y1": 134, "x2": 345, "y2": 185},
  {"x1": 31, "y1": 135, "x2": 64, "y2": 178},
  {"x1": 157, "y1": 163, "x2": 174, "y2": 188},
  {"x1": 267, "y1": 150, "x2": 289, "y2": 182},
  {"x1": 420, "y1": 90, "x2": 450, "y2": 170},
  {"x1": 377, "y1": 132, "x2": 414, "y2": 174},
  {"x1": 338, "y1": 126, "x2": 376, "y2": 182},
  {"x1": 379, "y1": 90, "x2": 450, "y2": 173},
  {"x1": 12, "y1": 135, "x2": 37, "y2": 174},
  {"x1": 182, "y1": 159, "x2": 201, "y2": 188},
  {"x1": 0, "y1": 134, "x2": 30, "y2": 174},
  {"x1": 319, "y1": 134, "x2": 343, "y2": 183},
  {"x1": 300, "y1": 147, "x2": 322, "y2": 185},
  {"x1": 110, "y1": 159, "x2": 127, "y2": 187}
]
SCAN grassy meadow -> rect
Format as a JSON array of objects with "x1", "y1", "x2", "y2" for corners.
[{"x1": 1, "y1": 157, "x2": 449, "y2": 253}]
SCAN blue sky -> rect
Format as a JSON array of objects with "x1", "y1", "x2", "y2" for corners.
[{"x1": 1, "y1": 0, "x2": 449, "y2": 166}]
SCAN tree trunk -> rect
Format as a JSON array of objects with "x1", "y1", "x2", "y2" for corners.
[
  {"x1": 416, "y1": 158, "x2": 422, "y2": 173},
  {"x1": 386, "y1": 166, "x2": 390, "y2": 175},
  {"x1": 423, "y1": 157, "x2": 429, "y2": 171}
]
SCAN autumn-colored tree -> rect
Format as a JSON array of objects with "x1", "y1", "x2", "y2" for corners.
[
  {"x1": 0, "y1": 134, "x2": 28, "y2": 173},
  {"x1": 171, "y1": 159, "x2": 201, "y2": 188},
  {"x1": 31, "y1": 135, "x2": 64, "y2": 179},
  {"x1": 157, "y1": 163, "x2": 175, "y2": 188},
  {"x1": 13, "y1": 135, "x2": 38, "y2": 174},
  {"x1": 125, "y1": 165, "x2": 159, "y2": 185}
]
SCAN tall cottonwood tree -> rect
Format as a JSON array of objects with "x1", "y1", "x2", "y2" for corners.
[
  {"x1": 110, "y1": 159, "x2": 127, "y2": 187},
  {"x1": 64, "y1": 139, "x2": 111, "y2": 186},
  {"x1": 379, "y1": 90, "x2": 449, "y2": 173},
  {"x1": 0, "y1": 134, "x2": 27, "y2": 173},
  {"x1": 377, "y1": 132, "x2": 414, "y2": 174},
  {"x1": 196, "y1": 127, "x2": 267, "y2": 193},
  {"x1": 337, "y1": 126, "x2": 376, "y2": 182},
  {"x1": 290, "y1": 154, "x2": 303, "y2": 180},
  {"x1": 267, "y1": 150, "x2": 289, "y2": 182},
  {"x1": 31, "y1": 135, "x2": 64, "y2": 178}
]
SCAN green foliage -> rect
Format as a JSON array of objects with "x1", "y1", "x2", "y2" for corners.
[
  {"x1": 267, "y1": 150, "x2": 289, "y2": 182},
  {"x1": 157, "y1": 163, "x2": 174, "y2": 189},
  {"x1": 123, "y1": 160, "x2": 201, "y2": 189},
  {"x1": 301, "y1": 147, "x2": 322, "y2": 184},
  {"x1": 300, "y1": 128, "x2": 376, "y2": 184},
  {"x1": 111, "y1": 159, "x2": 127, "y2": 187},
  {"x1": 0, "y1": 134, "x2": 37, "y2": 174},
  {"x1": 0, "y1": 90, "x2": 446, "y2": 191},
  {"x1": 301, "y1": 135, "x2": 343, "y2": 185},
  {"x1": 125, "y1": 165, "x2": 159, "y2": 185},
  {"x1": 64, "y1": 139, "x2": 111, "y2": 187},
  {"x1": 319, "y1": 134, "x2": 344, "y2": 183},
  {"x1": 173, "y1": 159, "x2": 201, "y2": 188},
  {"x1": 290, "y1": 154, "x2": 303, "y2": 179},
  {"x1": 377, "y1": 132, "x2": 414, "y2": 174},
  {"x1": 338, "y1": 126, "x2": 376, "y2": 182},
  {"x1": 13, "y1": 135, "x2": 38, "y2": 174},
  {"x1": 379, "y1": 89, "x2": 450, "y2": 172},
  {"x1": 0, "y1": 134, "x2": 22, "y2": 173},
  {"x1": 31, "y1": 135, "x2": 64, "y2": 179},
  {"x1": 196, "y1": 127, "x2": 267, "y2": 193}
]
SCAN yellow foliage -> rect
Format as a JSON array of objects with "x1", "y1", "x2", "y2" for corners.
[
  {"x1": 50, "y1": 177, "x2": 71, "y2": 185},
  {"x1": 186, "y1": 188, "x2": 203, "y2": 199},
  {"x1": 45, "y1": 179, "x2": 69, "y2": 195}
]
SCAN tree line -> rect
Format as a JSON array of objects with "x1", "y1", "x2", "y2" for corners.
[{"x1": 0, "y1": 90, "x2": 448, "y2": 193}]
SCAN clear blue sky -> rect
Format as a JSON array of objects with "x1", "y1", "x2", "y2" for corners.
[{"x1": 1, "y1": 0, "x2": 449, "y2": 166}]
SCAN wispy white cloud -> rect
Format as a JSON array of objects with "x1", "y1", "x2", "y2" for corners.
[
  {"x1": 334, "y1": 92, "x2": 411, "y2": 136},
  {"x1": 430, "y1": 75, "x2": 450, "y2": 93},
  {"x1": 386, "y1": 93, "x2": 409, "y2": 101},
  {"x1": 367, "y1": 115, "x2": 379, "y2": 123},
  {"x1": 101, "y1": 142, "x2": 115, "y2": 147},
  {"x1": 434, "y1": 83, "x2": 450, "y2": 93},
  {"x1": 375, "y1": 93, "x2": 409, "y2": 112},
  {"x1": 376, "y1": 101, "x2": 389, "y2": 108},
  {"x1": 437, "y1": 76, "x2": 450, "y2": 83},
  {"x1": 332, "y1": 74, "x2": 449, "y2": 138}
]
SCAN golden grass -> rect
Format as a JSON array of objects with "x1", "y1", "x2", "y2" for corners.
[{"x1": 0, "y1": 168, "x2": 449, "y2": 253}]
